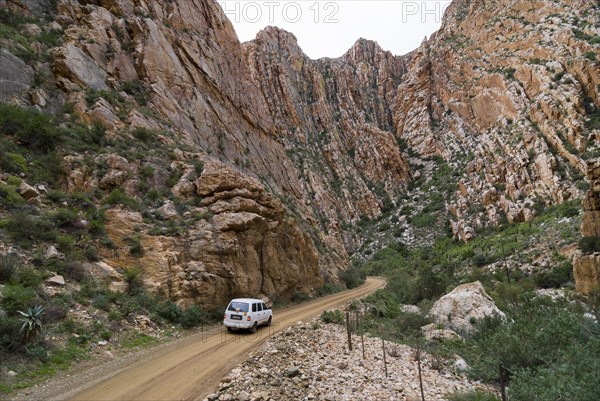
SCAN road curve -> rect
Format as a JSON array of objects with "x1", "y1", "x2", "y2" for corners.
[{"x1": 67, "y1": 277, "x2": 385, "y2": 401}]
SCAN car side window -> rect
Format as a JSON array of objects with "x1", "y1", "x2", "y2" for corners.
[
  {"x1": 252, "y1": 303, "x2": 258, "y2": 312},
  {"x1": 257, "y1": 303, "x2": 263, "y2": 311},
  {"x1": 261, "y1": 303, "x2": 267, "y2": 310}
]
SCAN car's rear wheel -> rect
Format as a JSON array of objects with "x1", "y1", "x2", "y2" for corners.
[
  {"x1": 226, "y1": 327, "x2": 234, "y2": 333},
  {"x1": 265, "y1": 316, "x2": 272, "y2": 326},
  {"x1": 249, "y1": 322, "x2": 257, "y2": 334}
]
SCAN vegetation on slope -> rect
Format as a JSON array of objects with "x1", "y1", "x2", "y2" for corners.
[{"x1": 352, "y1": 200, "x2": 599, "y2": 401}]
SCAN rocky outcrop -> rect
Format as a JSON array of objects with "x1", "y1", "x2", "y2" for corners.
[
  {"x1": 0, "y1": 49, "x2": 34, "y2": 105},
  {"x1": 2, "y1": 0, "x2": 599, "y2": 305},
  {"x1": 428, "y1": 281, "x2": 506, "y2": 336},
  {"x1": 396, "y1": 0, "x2": 599, "y2": 240},
  {"x1": 100, "y1": 157, "x2": 322, "y2": 309},
  {"x1": 574, "y1": 158, "x2": 600, "y2": 295}
]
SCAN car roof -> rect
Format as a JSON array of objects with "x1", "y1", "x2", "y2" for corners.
[{"x1": 228, "y1": 298, "x2": 265, "y2": 303}]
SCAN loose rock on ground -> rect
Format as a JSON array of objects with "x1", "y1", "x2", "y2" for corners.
[{"x1": 205, "y1": 318, "x2": 492, "y2": 401}]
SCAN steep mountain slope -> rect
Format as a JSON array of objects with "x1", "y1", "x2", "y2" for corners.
[
  {"x1": 395, "y1": 0, "x2": 599, "y2": 239},
  {"x1": 0, "y1": 0, "x2": 599, "y2": 306}
]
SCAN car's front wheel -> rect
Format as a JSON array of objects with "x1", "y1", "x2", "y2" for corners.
[{"x1": 265, "y1": 316, "x2": 272, "y2": 326}]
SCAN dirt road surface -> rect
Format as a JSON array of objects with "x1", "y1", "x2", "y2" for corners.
[{"x1": 48, "y1": 277, "x2": 384, "y2": 401}]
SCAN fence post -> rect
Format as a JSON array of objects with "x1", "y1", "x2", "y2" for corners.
[
  {"x1": 381, "y1": 334, "x2": 388, "y2": 377},
  {"x1": 416, "y1": 338, "x2": 425, "y2": 401},
  {"x1": 346, "y1": 310, "x2": 352, "y2": 351},
  {"x1": 359, "y1": 312, "x2": 365, "y2": 360}
]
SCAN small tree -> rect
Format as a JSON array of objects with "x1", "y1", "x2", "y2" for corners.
[{"x1": 18, "y1": 305, "x2": 45, "y2": 344}]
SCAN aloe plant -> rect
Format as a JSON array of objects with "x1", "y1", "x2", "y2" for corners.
[{"x1": 18, "y1": 305, "x2": 45, "y2": 344}]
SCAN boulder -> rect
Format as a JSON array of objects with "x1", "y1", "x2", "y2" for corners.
[
  {"x1": 46, "y1": 275, "x2": 65, "y2": 286},
  {"x1": 156, "y1": 201, "x2": 179, "y2": 220},
  {"x1": 53, "y1": 44, "x2": 108, "y2": 90},
  {"x1": 0, "y1": 49, "x2": 34, "y2": 104},
  {"x1": 428, "y1": 281, "x2": 506, "y2": 336},
  {"x1": 45, "y1": 245, "x2": 64, "y2": 259},
  {"x1": 17, "y1": 181, "x2": 39, "y2": 201},
  {"x1": 420, "y1": 323, "x2": 461, "y2": 342}
]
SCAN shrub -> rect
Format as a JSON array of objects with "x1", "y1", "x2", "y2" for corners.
[
  {"x1": 0, "y1": 254, "x2": 18, "y2": 283},
  {"x1": 321, "y1": 309, "x2": 345, "y2": 324},
  {"x1": 92, "y1": 293, "x2": 114, "y2": 311},
  {"x1": 52, "y1": 208, "x2": 79, "y2": 227},
  {"x1": 13, "y1": 265, "x2": 43, "y2": 288},
  {"x1": 86, "y1": 245, "x2": 100, "y2": 262},
  {"x1": 579, "y1": 236, "x2": 600, "y2": 254},
  {"x1": 339, "y1": 266, "x2": 366, "y2": 289},
  {"x1": 61, "y1": 262, "x2": 88, "y2": 283},
  {"x1": 291, "y1": 291, "x2": 309, "y2": 303},
  {"x1": 127, "y1": 236, "x2": 144, "y2": 257},
  {"x1": 1, "y1": 284, "x2": 36, "y2": 315},
  {"x1": 180, "y1": 305, "x2": 206, "y2": 329},
  {"x1": 0, "y1": 183, "x2": 25, "y2": 207},
  {"x1": 155, "y1": 299, "x2": 182, "y2": 324},
  {"x1": 0, "y1": 103, "x2": 63, "y2": 153},
  {"x1": 316, "y1": 283, "x2": 342, "y2": 297},
  {"x1": 131, "y1": 127, "x2": 156, "y2": 143},
  {"x1": 123, "y1": 267, "x2": 144, "y2": 295},
  {"x1": 533, "y1": 261, "x2": 572, "y2": 288},
  {"x1": 410, "y1": 212, "x2": 436, "y2": 228},
  {"x1": 0, "y1": 316, "x2": 22, "y2": 349},
  {"x1": 103, "y1": 188, "x2": 138, "y2": 209},
  {"x1": 4, "y1": 211, "x2": 57, "y2": 246}
]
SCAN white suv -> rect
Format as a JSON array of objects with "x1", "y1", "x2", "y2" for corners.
[{"x1": 223, "y1": 298, "x2": 273, "y2": 333}]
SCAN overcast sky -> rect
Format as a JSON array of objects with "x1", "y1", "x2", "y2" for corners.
[{"x1": 219, "y1": 0, "x2": 452, "y2": 59}]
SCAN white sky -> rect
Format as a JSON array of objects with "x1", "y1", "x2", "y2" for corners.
[{"x1": 218, "y1": 0, "x2": 452, "y2": 59}]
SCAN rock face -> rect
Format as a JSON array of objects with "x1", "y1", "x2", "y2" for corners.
[
  {"x1": 2, "y1": 0, "x2": 599, "y2": 305},
  {"x1": 399, "y1": 0, "x2": 599, "y2": 240},
  {"x1": 574, "y1": 158, "x2": 600, "y2": 295},
  {"x1": 0, "y1": 49, "x2": 34, "y2": 104},
  {"x1": 428, "y1": 281, "x2": 506, "y2": 336},
  {"x1": 101, "y1": 158, "x2": 322, "y2": 309}
]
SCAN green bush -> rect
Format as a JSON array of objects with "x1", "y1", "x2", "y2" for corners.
[
  {"x1": 155, "y1": 299, "x2": 182, "y2": 323},
  {"x1": 52, "y1": 208, "x2": 79, "y2": 227},
  {"x1": 0, "y1": 103, "x2": 63, "y2": 153},
  {"x1": 13, "y1": 265, "x2": 43, "y2": 288},
  {"x1": 127, "y1": 236, "x2": 144, "y2": 257},
  {"x1": 291, "y1": 291, "x2": 309, "y2": 303},
  {"x1": 131, "y1": 127, "x2": 156, "y2": 143},
  {"x1": 123, "y1": 267, "x2": 144, "y2": 295},
  {"x1": 339, "y1": 266, "x2": 366, "y2": 289},
  {"x1": 1, "y1": 284, "x2": 36, "y2": 315},
  {"x1": 4, "y1": 211, "x2": 57, "y2": 246},
  {"x1": 0, "y1": 183, "x2": 25, "y2": 207},
  {"x1": 0, "y1": 316, "x2": 22, "y2": 350},
  {"x1": 321, "y1": 309, "x2": 345, "y2": 324},
  {"x1": 533, "y1": 261, "x2": 572, "y2": 288},
  {"x1": 103, "y1": 188, "x2": 138, "y2": 209},
  {"x1": 410, "y1": 212, "x2": 436, "y2": 228},
  {"x1": 0, "y1": 254, "x2": 17, "y2": 283},
  {"x1": 180, "y1": 305, "x2": 206, "y2": 329},
  {"x1": 579, "y1": 236, "x2": 600, "y2": 254},
  {"x1": 316, "y1": 283, "x2": 342, "y2": 297}
]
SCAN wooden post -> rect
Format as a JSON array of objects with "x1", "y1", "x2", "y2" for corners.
[
  {"x1": 417, "y1": 339, "x2": 425, "y2": 401},
  {"x1": 381, "y1": 335, "x2": 388, "y2": 377},
  {"x1": 346, "y1": 311, "x2": 353, "y2": 351},
  {"x1": 360, "y1": 312, "x2": 366, "y2": 360}
]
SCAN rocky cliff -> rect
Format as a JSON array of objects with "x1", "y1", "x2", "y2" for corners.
[{"x1": 1, "y1": 0, "x2": 599, "y2": 305}]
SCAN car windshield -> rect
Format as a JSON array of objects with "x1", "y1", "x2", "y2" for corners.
[{"x1": 228, "y1": 302, "x2": 249, "y2": 312}]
